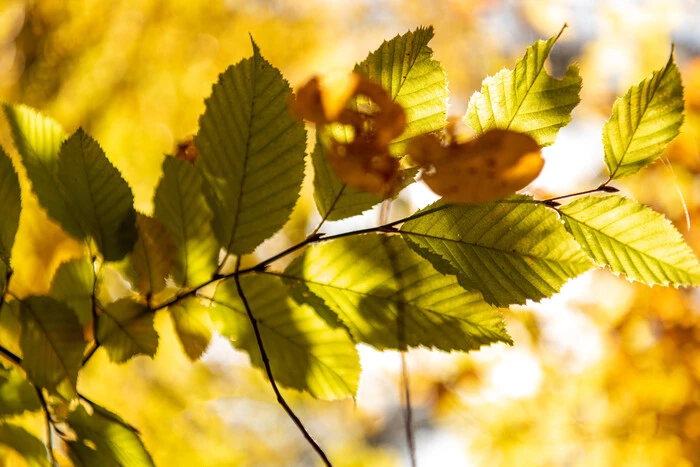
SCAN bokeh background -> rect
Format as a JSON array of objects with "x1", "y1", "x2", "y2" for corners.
[{"x1": 2, "y1": 0, "x2": 700, "y2": 465}]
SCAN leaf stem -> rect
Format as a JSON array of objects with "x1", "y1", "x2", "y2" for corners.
[
  {"x1": 541, "y1": 183, "x2": 617, "y2": 205},
  {"x1": 233, "y1": 257, "x2": 333, "y2": 467}
]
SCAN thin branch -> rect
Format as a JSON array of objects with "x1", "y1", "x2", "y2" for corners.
[
  {"x1": 400, "y1": 352, "x2": 416, "y2": 467},
  {"x1": 34, "y1": 385, "x2": 58, "y2": 467},
  {"x1": 0, "y1": 344, "x2": 21, "y2": 366},
  {"x1": 541, "y1": 184, "x2": 618, "y2": 204},
  {"x1": 233, "y1": 257, "x2": 333, "y2": 467}
]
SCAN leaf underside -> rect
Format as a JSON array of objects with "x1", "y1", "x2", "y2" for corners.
[
  {"x1": 0, "y1": 147, "x2": 21, "y2": 274},
  {"x1": 50, "y1": 256, "x2": 95, "y2": 327},
  {"x1": 97, "y1": 298, "x2": 158, "y2": 364},
  {"x1": 169, "y1": 296, "x2": 212, "y2": 361}
]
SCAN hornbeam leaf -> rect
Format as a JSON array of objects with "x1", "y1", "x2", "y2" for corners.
[
  {"x1": 2, "y1": 105, "x2": 80, "y2": 237},
  {"x1": 56, "y1": 129, "x2": 137, "y2": 261},
  {"x1": 210, "y1": 274, "x2": 360, "y2": 400},
  {"x1": 65, "y1": 403, "x2": 155, "y2": 467},
  {"x1": 559, "y1": 195, "x2": 700, "y2": 286},
  {"x1": 354, "y1": 26, "x2": 448, "y2": 156},
  {"x1": 153, "y1": 157, "x2": 218, "y2": 287},
  {"x1": 50, "y1": 256, "x2": 94, "y2": 326},
  {"x1": 0, "y1": 364, "x2": 40, "y2": 416},
  {"x1": 283, "y1": 234, "x2": 511, "y2": 351},
  {"x1": 169, "y1": 297, "x2": 212, "y2": 361},
  {"x1": 195, "y1": 40, "x2": 306, "y2": 255},
  {"x1": 401, "y1": 197, "x2": 592, "y2": 306},
  {"x1": 603, "y1": 52, "x2": 684, "y2": 179},
  {"x1": 0, "y1": 147, "x2": 21, "y2": 278},
  {"x1": 97, "y1": 298, "x2": 158, "y2": 363},
  {"x1": 465, "y1": 27, "x2": 581, "y2": 146},
  {"x1": 0, "y1": 423, "x2": 50, "y2": 466},
  {"x1": 130, "y1": 214, "x2": 174, "y2": 296},
  {"x1": 19, "y1": 296, "x2": 85, "y2": 394}
]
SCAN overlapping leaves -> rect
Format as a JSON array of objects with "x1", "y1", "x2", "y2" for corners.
[{"x1": 401, "y1": 198, "x2": 592, "y2": 306}]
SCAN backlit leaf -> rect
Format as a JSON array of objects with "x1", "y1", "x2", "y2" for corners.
[
  {"x1": 153, "y1": 156, "x2": 218, "y2": 287},
  {"x1": 465, "y1": 27, "x2": 581, "y2": 146},
  {"x1": 355, "y1": 26, "x2": 448, "y2": 155},
  {"x1": 409, "y1": 129, "x2": 543, "y2": 203},
  {"x1": 130, "y1": 214, "x2": 174, "y2": 296},
  {"x1": 603, "y1": 52, "x2": 684, "y2": 179},
  {"x1": 56, "y1": 129, "x2": 137, "y2": 261},
  {"x1": 97, "y1": 298, "x2": 158, "y2": 363},
  {"x1": 19, "y1": 296, "x2": 85, "y2": 394},
  {"x1": 401, "y1": 197, "x2": 592, "y2": 306},
  {"x1": 0, "y1": 364, "x2": 40, "y2": 416},
  {"x1": 0, "y1": 147, "x2": 21, "y2": 276},
  {"x1": 0, "y1": 423, "x2": 50, "y2": 467},
  {"x1": 559, "y1": 195, "x2": 700, "y2": 286},
  {"x1": 50, "y1": 256, "x2": 94, "y2": 326},
  {"x1": 283, "y1": 234, "x2": 511, "y2": 351},
  {"x1": 65, "y1": 402, "x2": 155, "y2": 467},
  {"x1": 195, "y1": 39, "x2": 306, "y2": 255},
  {"x1": 2, "y1": 105, "x2": 79, "y2": 237},
  {"x1": 210, "y1": 274, "x2": 360, "y2": 400},
  {"x1": 169, "y1": 297, "x2": 212, "y2": 361}
]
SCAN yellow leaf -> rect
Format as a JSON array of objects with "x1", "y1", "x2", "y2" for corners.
[{"x1": 410, "y1": 129, "x2": 543, "y2": 204}]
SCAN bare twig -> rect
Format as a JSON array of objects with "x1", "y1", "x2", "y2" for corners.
[
  {"x1": 34, "y1": 386, "x2": 58, "y2": 467},
  {"x1": 233, "y1": 257, "x2": 333, "y2": 467}
]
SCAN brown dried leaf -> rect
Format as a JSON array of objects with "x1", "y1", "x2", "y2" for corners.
[
  {"x1": 327, "y1": 138, "x2": 400, "y2": 197},
  {"x1": 292, "y1": 73, "x2": 361, "y2": 124},
  {"x1": 175, "y1": 137, "x2": 199, "y2": 163},
  {"x1": 410, "y1": 129, "x2": 543, "y2": 204}
]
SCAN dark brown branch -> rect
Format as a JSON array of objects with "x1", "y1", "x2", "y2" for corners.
[
  {"x1": 34, "y1": 385, "x2": 58, "y2": 467},
  {"x1": 0, "y1": 344, "x2": 21, "y2": 366},
  {"x1": 233, "y1": 257, "x2": 333, "y2": 467}
]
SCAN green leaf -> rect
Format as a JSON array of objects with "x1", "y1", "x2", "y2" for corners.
[
  {"x1": 603, "y1": 52, "x2": 684, "y2": 179},
  {"x1": 559, "y1": 194, "x2": 700, "y2": 286},
  {"x1": 19, "y1": 296, "x2": 85, "y2": 394},
  {"x1": 195, "y1": 40, "x2": 306, "y2": 255},
  {"x1": 210, "y1": 274, "x2": 360, "y2": 400},
  {"x1": 50, "y1": 256, "x2": 94, "y2": 326},
  {"x1": 2, "y1": 104, "x2": 80, "y2": 237},
  {"x1": 153, "y1": 157, "x2": 218, "y2": 287},
  {"x1": 97, "y1": 298, "x2": 158, "y2": 363},
  {"x1": 56, "y1": 129, "x2": 137, "y2": 261},
  {"x1": 130, "y1": 214, "x2": 174, "y2": 296},
  {"x1": 65, "y1": 402, "x2": 155, "y2": 467},
  {"x1": 0, "y1": 364, "x2": 40, "y2": 415},
  {"x1": 0, "y1": 299, "x2": 21, "y2": 358},
  {"x1": 169, "y1": 297, "x2": 212, "y2": 361},
  {"x1": 0, "y1": 146, "x2": 21, "y2": 273},
  {"x1": 354, "y1": 25, "x2": 448, "y2": 156},
  {"x1": 0, "y1": 423, "x2": 50, "y2": 466},
  {"x1": 312, "y1": 138, "x2": 417, "y2": 221},
  {"x1": 283, "y1": 234, "x2": 510, "y2": 351},
  {"x1": 401, "y1": 197, "x2": 592, "y2": 306},
  {"x1": 465, "y1": 28, "x2": 581, "y2": 146}
]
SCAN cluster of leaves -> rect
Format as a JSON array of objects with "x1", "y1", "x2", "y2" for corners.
[{"x1": 0, "y1": 24, "x2": 698, "y2": 465}]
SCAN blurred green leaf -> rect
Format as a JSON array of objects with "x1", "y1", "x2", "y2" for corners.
[
  {"x1": 195, "y1": 40, "x2": 306, "y2": 255},
  {"x1": 65, "y1": 402, "x2": 154, "y2": 467},
  {"x1": 0, "y1": 423, "x2": 49, "y2": 466},
  {"x1": 50, "y1": 256, "x2": 94, "y2": 326},
  {"x1": 283, "y1": 234, "x2": 510, "y2": 351},
  {"x1": 0, "y1": 146, "x2": 21, "y2": 279},
  {"x1": 603, "y1": 52, "x2": 684, "y2": 179},
  {"x1": 130, "y1": 214, "x2": 174, "y2": 296},
  {"x1": 354, "y1": 25, "x2": 448, "y2": 155},
  {"x1": 169, "y1": 297, "x2": 212, "y2": 361},
  {"x1": 19, "y1": 296, "x2": 85, "y2": 395},
  {"x1": 56, "y1": 129, "x2": 137, "y2": 261},
  {"x1": 560, "y1": 194, "x2": 700, "y2": 286},
  {"x1": 0, "y1": 363, "x2": 40, "y2": 416},
  {"x1": 153, "y1": 157, "x2": 218, "y2": 287},
  {"x1": 401, "y1": 197, "x2": 592, "y2": 306},
  {"x1": 465, "y1": 28, "x2": 581, "y2": 146},
  {"x1": 210, "y1": 274, "x2": 360, "y2": 400},
  {"x1": 97, "y1": 298, "x2": 158, "y2": 363}
]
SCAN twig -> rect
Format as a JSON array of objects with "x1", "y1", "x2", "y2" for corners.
[
  {"x1": 400, "y1": 351, "x2": 416, "y2": 467},
  {"x1": 233, "y1": 257, "x2": 333, "y2": 467},
  {"x1": 0, "y1": 344, "x2": 21, "y2": 366},
  {"x1": 34, "y1": 385, "x2": 58, "y2": 467},
  {"x1": 541, "y1": 183, "x2": 618, "y2": 204}
]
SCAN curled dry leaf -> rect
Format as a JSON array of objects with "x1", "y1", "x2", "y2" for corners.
[
  {"x1": 293, "y1": 72, "x2": 408, "y2": 197},
  {"x1": 175, "y1": 137, "x2": 199, "y2": 163},
  {"x1": 410, "y1": 129, "x2": 543, "y2": 204},
  {"x1": 328, "y1": 137, "x2": 400, "y2": 197}
]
